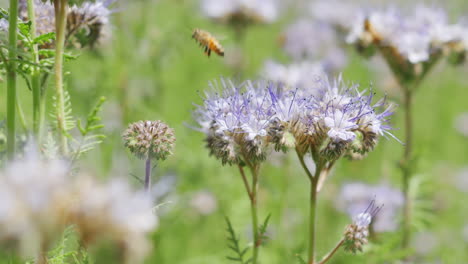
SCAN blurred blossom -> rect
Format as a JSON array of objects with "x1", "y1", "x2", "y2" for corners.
[
  {"x1": 0, "y1": 148, "x2": 158, "y2": 263},
  {"x1": 193, "y1": 75, "x2": 396, "y2": 165},
  {"x1": 17, "y1": 0, "x2": 115, "y2": 48},
  {"x1": 412, "y1": 231, "x2": 439, "y2": 256},
  {"x1": 200, "y1": 0, "x2": 280, "y2": 25},
  {"x1": 262, "y1": 60, "x2": 325, "y2": 90},
  {"x1": 189, "y1": 190, "x2": 218, "y2": 215},
  {"x1": 337, "y1": 182, "x2": 404, "y2": 232},
  {"x1": 310, "y1": 0, "x2": 360, "y2": 33},
  {"x1": 347, "y1": 4, "x2": 468, "y2": 72},
  {"x1": 152, "y1": 173, "x2": 177, "y2": 202},
  {"x1": 0, "y1": 18, "x2": 9, "y2": 33},
  {"x1": 454, "y1": 167, "x2": 468, "y2": 193},
  {"x1": 280, "y1": 18, "x2": 347, "y2": 71},
  {"x1": 344, "y1": 200, "x2": 381, "y2": 253},
  {"x1": 454, "y1": 112, "x2": 468, "y2": 137},
  {"x1": 72, "y1": 178, "x2": 157, "y2": 264}
]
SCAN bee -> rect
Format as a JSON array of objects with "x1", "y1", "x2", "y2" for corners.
[{"x1": 192, "y1": 28, "x2": 225, "y2": 57}]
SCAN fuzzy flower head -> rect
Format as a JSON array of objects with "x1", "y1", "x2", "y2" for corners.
[
  {"x1": 279, "y1": 18, "x2": 347, "y2": 72},
  {"x1": 347, "y1": 5, "x2": 468, "y2": 85},
  {"x1": 344, "y1": 199, "x2": 382, "y2": 253},
  {"x1": 200, "y1": 0, "x2": 280, "y2": 26},
  {"x1": 293, "y1": 76, "x2": 396, "y2": 160},
  {"x1": 123, "y1": 120, "x2": 176, "y2": 161},
  {"x1": 194, "y1": 79, "x2": 276, "y2": 165}
]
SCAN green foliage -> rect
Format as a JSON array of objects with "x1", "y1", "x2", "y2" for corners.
[
  {"x1": 225, "y1": 216, "x2": 251, "y2": 264},
  {"x1": 409, "y1": 175, "x2": 435, "y2": 231},
  {"x1": 71, "y1": 96, "x2": 106, "y2": 159},
  {"x1": 295, "y1": 255, "x2": 307, "y2": 264},
  {"x1": 256, "y1": 214, "x2": 271, "y2": 247}
]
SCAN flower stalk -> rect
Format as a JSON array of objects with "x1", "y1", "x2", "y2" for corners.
[
  {"x1": 7, "y1": 0, "x2": 19, "y2": 160},
  {"x1": 401, "y1": 87, "x2": 413, "y2": 248},
  {"x1": 27, "y1": 0, "x2": 42, "y2": 140},
  {"x1": 145, "y1": 155, "x2": 152, "y2": 192},
  {"x1": 53, "y1": 0, "x2": 69, "y2": 155}
]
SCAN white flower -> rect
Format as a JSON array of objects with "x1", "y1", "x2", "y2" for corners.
[
  {"x1": 324, "y1": 110, "x2": 357, "y2": 142},
  {"x1": 262, "y1": 60, "x2": 325, "y2": 90}
]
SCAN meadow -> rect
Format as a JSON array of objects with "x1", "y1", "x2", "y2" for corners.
[{"x1": 0, "y1": 0, "x2": 468, "y2": 263}]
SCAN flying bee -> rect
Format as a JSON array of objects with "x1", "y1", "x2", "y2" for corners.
[{"x1": 192, "y1": 28, "x2": 225, "y2": 57}]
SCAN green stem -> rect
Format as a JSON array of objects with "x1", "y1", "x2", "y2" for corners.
[
  {"x1": 53, "y1": 0, "x2": 68, "y2": 155},
  {"x1": 16, "y1": 96, "x2": 27, "y2": 131},
  {"x1": 248, "y1": 164, "x2": 259, "y2": 264},
  {"x1": 145, "y1": 155, "x2": 152, "y2": 192},
  {"x1": 318, "y1": 239, "x2": 344, "y2": 264},
  {"x1": 401, "y1": 88, "x2": 413, "y2": 248},
  {"x1": 7, "y1": 0, "x2": 18, "y2": 160},
  {"x1": 27, "y1": 0, "x2": 42, "y2": 139},
  {"x1": 296, "y1": 149, "x2": 323, "y2": 264}
]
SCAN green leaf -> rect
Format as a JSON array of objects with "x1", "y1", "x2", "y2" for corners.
[
  {"x1": 33, "y1": 32, "x2": 56, "y2": 45},
  {"x1": 225, "y1": 216, "x2": 250, "y2": 264}
]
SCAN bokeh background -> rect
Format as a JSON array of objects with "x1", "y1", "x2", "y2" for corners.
[{"x1": 1, "y1": 0, "x2": 468, "y2": 263}]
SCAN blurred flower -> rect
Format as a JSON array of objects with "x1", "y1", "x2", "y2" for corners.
[
  {"x1": 310, "y1": 0, "x2": 361, "y2": 33},
  {"x1": 343, "y1": 200, "x2": 381, "y2": 253},
  {"x1": 200, "y1": 0, "x2": 280, "y2": 25},
  {"x1": 189, "y1": 190, "x2": 218, "y2": 215},
  {"x1": 71, "y1": 178, "x2": 157, "y2": 264},
  {"x1": 261, "y1": 60, "x2": 326, "y2": 90},
  {"x1": 454, "y1": 112, "x2": 468, "y2": 137},
  {"x1": 279, "y1": 18, "x2": 347, "y2": 71},
  {"x1": 0, "y1": 18, "x2": 9, "y2": 33},
  {"x1": 123, "y1": 120, "x2": 176, "y2": 161},
  {"x1": 454, "y1": 167, "x2": 468, "y2": 193},
  {"x1": 18, "y1": 0, "x2": 115, "y2": 48},
  {"x1": 0, "y1": 147, "x2": 158, "y2": 263},
  {"x1": 0, "y1": 152, "x2": 71, "y2": 257},
  {"x1": 347, "y1": 5, "x2": 468, "y2": 83},
  {"x1": 337, "y1": 182, "x2": 404, "y2": 232}
]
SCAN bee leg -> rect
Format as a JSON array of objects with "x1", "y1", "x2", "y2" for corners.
[{"x1": 207, "y1": 49, "x2": 211, "y2": 57}]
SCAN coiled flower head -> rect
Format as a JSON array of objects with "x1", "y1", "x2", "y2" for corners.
[
  {"x1": 344, "y1": 200, "x2": 382, "y2": 253},
  {"x1": 123, "y1": 120, "x2": 176, "y2": 161}
]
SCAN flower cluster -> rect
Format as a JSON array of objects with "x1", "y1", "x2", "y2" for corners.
[
  {"x1": 343, "y1": 200, "x2": 382, "y2": 253},
  {"x1": 337, "y1": 182, "x2": 404, "y2": 232},
  {"x1": 310, "y1": 0, "x2": 361, "y2": 33},
  {"x1": 346, "y1": 5, "x2": 468, "y2": 84},
  {"x1": 17, "y1": 0, "x2": 115, "y2": 48},
  {"x1": 123, "y1": 120, "x2": 176, "y2": 161},
  {"x1": 194, "y1": 76, "x2": 396, "y2": 166},
  {"x1": 200, "y1": 0, "x2": 280, "y2": 25},
  {"x1": 0, "y1": 152, "x2": 158, "y2": 263}
]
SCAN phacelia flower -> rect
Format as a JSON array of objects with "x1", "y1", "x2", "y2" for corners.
[
  {"x1": 200, "y1": 0, "x2": 280, "y2": 25},
  {"x1": 343, "y1": 200, "x2": 382, "y2": 253},
  {"x1": 194, "y1": 75, "x2": 397, "y2": 165},
  {"x1": 337, "y1": 182, "x2": 404, "y2": 232},
  {"x1": 194, "y1": 79, "x2": 276, "y2": 165},
  {"x1": 346, "y1": 5, "x2": 468, "y2": 85},
  {"x1": 279, "y1": 18, "x2": 347, "y2": 72},
  {"x1": 123, "y1": 120, "x2": 176, "y2": 161},
  {"x1": 310, "y1": 0, "x2": 361, "y2": 33}
]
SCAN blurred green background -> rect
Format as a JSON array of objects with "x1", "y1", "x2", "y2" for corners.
[{"x1": 1, "y1": 0, "x2": 468, "y2": 263}]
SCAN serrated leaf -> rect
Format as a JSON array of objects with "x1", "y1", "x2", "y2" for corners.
[{"x1": 33, "y1": 32, "x2": 56, "y2": 45}]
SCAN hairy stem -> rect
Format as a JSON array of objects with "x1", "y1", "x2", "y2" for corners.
[
  {"x1": 401, "y1": 88, "x2": 413, "y2": 248},
  {"x1": 145, "y1": 156, "x2": 151, "y2": 192},
  {"x1": 16, "y1": 96, "x2": 27, "y2": 130},
  {"x1": 27, "y1": 0, "x2": 42, "y2": 139},
  {"x1": 53, "y1": 0, "x2": 68, "y2": 155},
  {"x1": 318, "y1": 238, "x2": 344, "y2": 264},
  {"x1": 7, "y1": 0, "x2": 18, "y2": 160}
]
